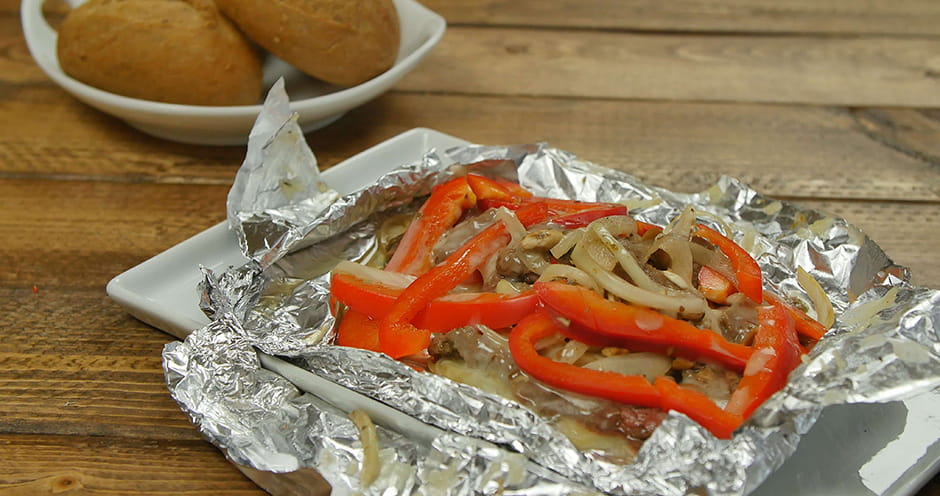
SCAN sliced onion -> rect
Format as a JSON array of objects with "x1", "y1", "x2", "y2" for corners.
[
  {"x1": 650, "y1": 236, "x2": 693, "y2": 287},
  {"x1": 661, "y1": 270, "x2": 691, "y2": 290},
  {"x1": 520, "y1": 250, "x2": 551, "y2": 275},
  {"x1": 700, "y1": 307, "x2": 726, "y2": 338},
  {"x1": 590, "y1": 221, "x2": 661, "y2": 291},
  {"x1": 550, "y1": 228, "x2": 584, "y2": 259},
  {"x1": 690, "y1": 243, "x2": 737, "y2": 284},
  {"x1": 681, "y1": 365, "x2": 736, "y2": 406},
  {"x1": 647, "y1": 206, "x2": 696, "y2": 285},
  {"x1": 433, "y1": 210, "x2": 499, "y2": 261},
  {"x1": 694, "y1": 210, "x2": 734, "y2": 242},
  {"x1": 570, "y1": 242, "x2": 706, "y2": 316},
  {"x1": 333, "y1": 260, "x2": 415, "y2": 289},
  {"x1": 580, "y1": 230, "x2": 617, "y2": 272},
  {"x1": 582, "y1": 352, "x2": 672, "y2": 382},
  {"x1": 495, "y1": 278, "x2": 523, "y2": 295},
  {"x1": 377, "y1": 212, "x2": 413, "y2": 262},
  {"x1": 588, "y1": 215, "x2": 637, "y2": 237},
  {"x1": 429, "y1": 359, "x2": 514, "y2": 400},
  {"x1": 551, "y1": 339, "x2": 590, "y2": 364},
  {"x1": 537, "y1": 264, "x2": 603, "y2": 294},
  {"x1": 552, "y1": 416, "x2": 639, "y2": 464},
  {"x1": 349, "y1": 409, "x2": 380, "y2": 486},
  {"x1": 494, "y1": 206, "x2": 527, "y2": 244},
  {"x1": 796, "y1": 267, "x2": 835, "y2": 328},
  {"x1": 535, "y1": 332, "x2": 566, "y2": 352},
  {"x1": 477, "y1": 248, "x2": 501, "y2": 290},
  {"x1": 722, "y1": 293, "x2": 759, "y2": 343}
]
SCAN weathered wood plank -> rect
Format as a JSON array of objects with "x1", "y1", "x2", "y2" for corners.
[
  {"x1": 0, "y1": 289, "x2": 171, "y2": 354},
  {"x1": 311, "y1": 95, "x2": 940, "y2": 202},
  {"x1": 7, "y1": 0, "x2": 940, "y2": 37},
  {"x1": 0, "y1": 434, "x2": 266, "y2": 495},
  {"x1": 0, "y1": 178, "x2": 228, "y2": 287},
  {"x1": 8, "y1": 12, "x2": 940, "y2": 111},
  {"x1": 0, "y1": 88, "x2": 244, "y2": 185},
  {"x1": 0, "y1": 288, "x2": 201, "y2": 440},
  {"x1": 420, "y1": 0, "x2": 940, "y2": 37},
  {"x1": 2, "y1": 92, "x2": 939, "y2": 202},
  {"x1": 397, "y1": 27, "x2": 940, "y2": 106}
]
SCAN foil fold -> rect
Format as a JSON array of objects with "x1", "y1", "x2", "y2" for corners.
[{"x1": 164, "y1": 85, "x2": 940, "y2": 495}]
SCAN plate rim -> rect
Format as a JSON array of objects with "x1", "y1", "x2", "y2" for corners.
[{"x1": 106, "y1": 127, "x2": 470, "y2": 337}]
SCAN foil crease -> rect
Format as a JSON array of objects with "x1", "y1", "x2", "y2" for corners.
[
  {"x1": 163, "y1": 317, "x2": 593, "y2": 495},
  {"x1": 226, "y1": 79, "x2": 340, "y2": 267},
  {"x1": 165, "y1": 87, "x2": 940, "y2": 495}
]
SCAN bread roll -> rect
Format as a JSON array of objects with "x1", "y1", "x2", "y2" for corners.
[
  {"x1": 215, "y1": 0, "x2": 400, "y2": 86},
  {"x1": 57, "y1": 0, "x2": 263, "y2": 106}
]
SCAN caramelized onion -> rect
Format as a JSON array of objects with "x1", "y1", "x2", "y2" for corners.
[
  {"x1": 494, "y1": 206, "x2": 527, "y2": 243},
  {"x1": 571, "y1": 241, "x2": 706, "y2": 316},
  {"x1": 582, "y1": 352, "x2": 672, "y2": 382},
  {"x1": 690, "y1": 243, "x2": 737, "y2": 284},
  {"x1": 433, "y1": 210, "x2": 499, "y2": 261},
  {"x1": 333, "y1": 260, "x2": 415, "y2": 288},
  {"x1": 537, "y1": 264, "x2": 603, "y2": 294},
  {"x1": 796, "y1": 267, "x2": 835, "y2": 328},
  {"x1": 647, "y1": 206, "x2": 696, "y2": 285},
  {"x1": 549, "y1": 339, "x2": 590, "y2": 365},
  {"x1": 589, "y1": 219, "x2": 661, "y2": 292},
  {"x1": 349, "y1": 409, "x2": 380, "y2": 486},
  {"x1": 549, "y1": 228, "x2": 584, "y2": 259}
]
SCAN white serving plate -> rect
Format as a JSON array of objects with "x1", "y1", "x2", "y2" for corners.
[
  {"x1": 21, "y1": 0, "x2": 445, "y2": 145},
  {"x1": 107, "y1": 128, "x2": 940, "y2": 495}
]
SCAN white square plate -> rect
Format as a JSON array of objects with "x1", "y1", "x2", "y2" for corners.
[{"x1": 107, "y1": 128, "x2": 940, "y2": 495}]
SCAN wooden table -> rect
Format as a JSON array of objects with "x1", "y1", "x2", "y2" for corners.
[{"x1": 2, "y1": 0, "x2": 939, "y2": 494}]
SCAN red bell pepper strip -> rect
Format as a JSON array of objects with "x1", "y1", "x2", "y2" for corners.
[
  {"x1": 384, "y1": 176, "x2": 477, "y2": 276},
  {"x1": 330, "y1": 271, "x2": 539, "y2": 332},
  {"x1": 636, "y1": 221, "x2": 662, "y2": 237},
  {"x1": 492, "y1": 177, "x2": 534, "y2": 199},
  {"x1": 725, "y1": 302, "x2": 802, "y2": 419},
  {"x1": 550, "y1": 204, "x2": 629, "y2": 228},
  {"x1": 694, "y1": 225, "x2": 763, "y2": 304},
  {"x1": 478, "y1": 198, "x2": 524, "y2": 212},
  {"x1": 419, "y1": 291, "x2": 538, "y2": 331},
  {"x1": 697, "y1": 266, "x2": 734, "y2": 305},
  {"x1": 336, "y1": 309, "x2": 382, "y2": 352},
  {"x1": 480, "y1": 197, "x2": 627, "y2": 226},
  {"x1": 504, "y1": 201, "x2": 552, "y2": 227},
  {"x1": 466, "y1": 173, "x2": 532, "y2": 202},
  {"x1": 653, "y1": 377, "x2": 742, "y2": 439},
  {"x1": 379, "y1": 223, "x2": 513, "y2": 358},
  {"x1": 534, "y1": 281, "x2": 753, "y2": 371},
  {"x1": 554, "y1": 317, "x2": 620, "y2": 347},
  {"x1": 509, "y1": 311, "x2": 663, "y2": 408},
  {"x1": 635, "y1": 221, "x2": 762, "y2": 304},
  {"x1": 763, "y1": 292, "x2": 828, "y2": 341}
]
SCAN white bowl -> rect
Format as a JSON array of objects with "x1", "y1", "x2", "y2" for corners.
[{"x1": 21, "y1": 0, "x2": 446, "y2": 145}]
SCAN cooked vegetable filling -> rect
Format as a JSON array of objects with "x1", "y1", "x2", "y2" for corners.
[{"x1": 329, "y1": 170, "x2": 829, "y2": 459}]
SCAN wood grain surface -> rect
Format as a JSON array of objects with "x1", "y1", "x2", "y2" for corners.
[
  {"x1": 421, "y1": 0, "x2": 940, "y2": 36},
  {"x1": 397, "y1": 27, "x2": 940, "y2": 106},
  {"x1": 2, "y1": 0, "x2": 939, "y2": 494}
]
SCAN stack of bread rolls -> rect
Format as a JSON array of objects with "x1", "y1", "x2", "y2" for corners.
[{"x1": 56, "y1": 0, "x2": 400, "y2": 106}]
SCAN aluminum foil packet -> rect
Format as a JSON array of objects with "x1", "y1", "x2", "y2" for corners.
[{"x1": 163, "y1": 84, "x2": 940, "y2": 496}]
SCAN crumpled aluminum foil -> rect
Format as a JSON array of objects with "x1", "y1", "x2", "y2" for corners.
[{"x1": 163, "y1": 84, "x2": 940, "y2": 496}]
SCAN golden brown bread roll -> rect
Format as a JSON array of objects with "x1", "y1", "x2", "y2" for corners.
[
  {"x1": 57, "y1": 0, "x2": 263, "y2": 106},
  {"x1": 214, "y1": 0, "x2": 400, "y2": 86}
]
